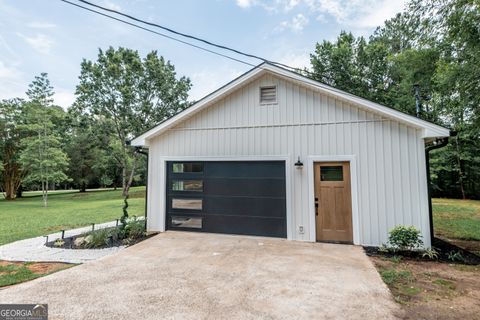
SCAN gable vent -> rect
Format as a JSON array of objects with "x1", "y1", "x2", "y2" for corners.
[{"x1": 260, "y1": 86, "x2": 277, "y2": 104}]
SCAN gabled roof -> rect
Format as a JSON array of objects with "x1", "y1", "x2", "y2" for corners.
[{"x1": 131, "y1": 63, "x2": 450, "y2": 146}]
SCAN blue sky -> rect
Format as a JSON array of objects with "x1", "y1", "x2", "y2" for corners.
[{"x1": 0, "y1": 0, "x2": 405, "y2": 108}]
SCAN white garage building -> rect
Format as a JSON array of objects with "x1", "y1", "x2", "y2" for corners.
[{"x1": 131, "y1": 63, "x2": 450, "y2": 247}]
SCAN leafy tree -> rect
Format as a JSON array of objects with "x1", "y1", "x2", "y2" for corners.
[
  {"x1": 74, "y1": 47, "x2": 191, "y2": 195},
  {"x1": 309, "y1": 0, "x2": 480, "y2": 198},
  {"x1": 0, "y1": 98, "x2": 27, "y2": 199},
  {"x1": 410, "y1": 0, "x2": 480, "y2": 198},
  {"x1": 65, "y1": 111, "x2": 112, "y2": 191},
  {"x1": 19, "y1": 73, "x2": 70, "y2": 207}
]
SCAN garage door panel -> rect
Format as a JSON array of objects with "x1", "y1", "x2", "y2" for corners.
[
  {"x1": 205, "y1": 196, "x2": 286, "y2": 218},
  {"x1": 205, "y1": 178, "x2": 286, "y2": 197},
  {"x1": 167, "y1": 161, "x2": 287, "y2": 238},
  {"x1": 205, "y1": 162, "x2": 285, "y2": 178},
  {"x1": 203, "y1": 215, "x2": 286, "y2": 237}
]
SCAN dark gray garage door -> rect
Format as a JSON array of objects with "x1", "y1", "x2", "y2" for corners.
[{"x1": 166, "y1": 161, "x2": 287, "y2": 238}]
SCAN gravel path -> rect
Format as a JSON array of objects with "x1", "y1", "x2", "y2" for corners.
[{"x1": 0, "y1": 219, "x2": 144, "y2": 264}]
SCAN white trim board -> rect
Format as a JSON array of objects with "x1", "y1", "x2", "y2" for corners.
[
  {"x1": 155, "y1": 155, "x2": 294, "y2": 240},
  {"x1": 131, "y1": 63, "x2": 450, "y2": 146},
  {"x1": 306, "y1": 155, "x2": 360, "y2": 244}
]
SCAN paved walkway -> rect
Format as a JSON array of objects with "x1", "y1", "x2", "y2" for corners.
[
  {"x1": 0, "y1": 232, "x2": 402, "y2": 319},
  {"x1": 0, "y1": 220, "x2": 142, "y2": 264}
]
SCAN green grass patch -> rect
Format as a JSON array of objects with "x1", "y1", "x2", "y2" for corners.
[
  {"x1": 379, "y1": 268, "x2": 413, "y2": 285},
  {"x1": 379, "y1": 267, "x2": 421, "y2": 304},
  {"x1": 433, "y1": 198, "x2": 480, "y2": 241},
  {"x1": 0, "y1": 264, "x2": 38, "y2": 287},
  {"x1": 0, "y1": 187, "x2": 145, "y2": 245},
  {"x1": 0, "y1": 261, "x2": 74, "y2": 287},
  {"x1": 433, "y1": 278, "x2": 455, "y2": 290}
]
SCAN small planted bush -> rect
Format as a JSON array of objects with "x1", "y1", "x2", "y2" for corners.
[
  {"x1": 124, "y1": 219, "x2": 146, "y2": 240},
  {"x1": 387, "y1": 225, "x2": 423, "y2": 252},
  {"x1": 421, "y1": 248, "x2": 439, "y2": 260},
  {"x1": 84, "y1": 228, "x2": 120, "y2": 249}
]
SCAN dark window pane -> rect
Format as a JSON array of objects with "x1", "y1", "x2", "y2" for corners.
[
  {"x1": 172, "y1": 198, "x2": 203, "y2": 210},
  {"x1": 172, "y1": 163, "x2": 203, "y2": 173},
  {"x1": 171, "y1": 216, "x2": 202, "y2": 229},
  {"x1": 320, "y1": 166, "x2": 343, "y2": 181},
  {"x1": 172, "y1": 180, "x2": 203, "y2": 192}
]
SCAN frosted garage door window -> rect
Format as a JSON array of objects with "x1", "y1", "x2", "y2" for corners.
[
  {"x1": 172, "y1": 180, "x2": 203, "y2": 192},
  {"x1": 172, "y1": 163, "x2": 203, "y2": 173},
  {"x1": 171, "y1": 216, "x2": 202, "y2": 229},
  {"x1": 172, "y1": 198, "x2": 203, "y2": 210}
]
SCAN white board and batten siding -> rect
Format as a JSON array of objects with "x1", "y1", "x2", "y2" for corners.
[{"x1": 145, "y1": 72, "x2": 432, "y2": 247}]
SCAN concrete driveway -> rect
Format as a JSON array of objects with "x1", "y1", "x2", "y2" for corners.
[{"x1": 0, "y1": 232, "x2": 401, "y2": 319}]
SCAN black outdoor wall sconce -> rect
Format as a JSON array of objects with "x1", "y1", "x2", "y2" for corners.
[{"x1": 294, "y1": 156, "x2": 303, "y2": 169}]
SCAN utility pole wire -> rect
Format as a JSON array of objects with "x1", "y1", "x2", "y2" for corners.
[
  {"x1": 61, "y1": 0, "x2": 307, "y2": 73},
  {"x1": 76, "y1": 0, "x2": 282, "y2": 65},
  {"x1": 59, "y1": 0, "x2": 257, "y2": 68},
  {"x1": 59, "y1": 0, "x2": 365, "y2": 91}
]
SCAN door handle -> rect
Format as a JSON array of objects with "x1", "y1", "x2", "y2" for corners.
[{"x1": 315, "y1": 198, "x2": 319, "y2": 216}]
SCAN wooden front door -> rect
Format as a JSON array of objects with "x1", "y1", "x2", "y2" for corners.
[{"x1": 314, "y1": 162, "x2": 353, "y2": 243}]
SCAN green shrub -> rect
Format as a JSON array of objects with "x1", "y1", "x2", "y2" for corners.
[
  {"x1": 124, "y1": 219, "x2": 145, "y2": 240},
  {"x1": 387, "y1": 225, "x2": 423, "y2": 252},
  {"x1": 84, "y1": 228, "x2": 120, "y2": 248},
  {"x1": 446, "y1": 250, "x2": 464, "y2": 262},
  {"x1": 422, "y1": 248, "x2": 439, "y2": 260}
]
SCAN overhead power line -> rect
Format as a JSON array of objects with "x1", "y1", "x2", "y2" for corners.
[
  {"x1": 59, "y1": 0, "x2": 370, "y2": 91},
  {"x1": 60, "y1": 0, "x2": 305, "y2": 72},
  {"x1": 58, "y1": 0, "x2": 397, "y2": 110},
  {"x1": 59, "y1": 0, "x2": 257, "y2": 68}
]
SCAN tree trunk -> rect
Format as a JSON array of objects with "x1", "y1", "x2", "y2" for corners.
[
  {"x1": 42, "y1": 178, "x2": 48, "y2": 207},
  {"x1": 16, "y1": 186, "x2": 23, "y2": 199},
  {"x1": 122, "y1": 159, "x2": 127, "y2": 196},
  {"x1": 120, "y1": 152, "x2": 139, "y2": 227},
  {"x1": 2, "y1": 146, "x2": 24, "y2": 200},
  {"x1": 456, "y1": 136, "x2": 466, "y2": 199},
  {"x1": 80, "y1": 182, "x2": 86, "y2": 193}
]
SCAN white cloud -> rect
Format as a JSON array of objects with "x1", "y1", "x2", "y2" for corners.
[
  {"x1": 278, "y1": 13, "x2": 309, "y2": 32},
  {"x1": 282, "y1": 0, "x2": 301, "y2": 11},
  {"x1": 236, "y1": 0, "x2": 254, "y2": 8},
  {"x1": 103, "y1": 0, "x2": 122, "y2": 11},
  {"x1": 189, "y1": 67, "x2": 244, "y2": 101},
  {"x1": 27, "y1": 21, "x2": 57, "y2": 29},
  {"x1": 53, "y1": 89, "x2": 76, "y2": 109},
  {"x1": 17, "y1": 33, "x2": 54, "y2": 55},
  {"x1": 276, "y1": 51, "x2": 310, "y2": 69},
  {"x1": 353, "y1": 0, "x2": 405, "y2": 28},
  {"x1": 0, "y1": 60, "x2": 26, "y2": 100},
  {"x1": 234, "y1": 0, "x2": 406, "y2": 30}
]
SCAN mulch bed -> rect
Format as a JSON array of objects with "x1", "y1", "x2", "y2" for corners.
[
  {"x1": 364, "y1": 237, "x2": 480, "y2": 265},
  {"x1": 45, "y1": 227, "x2": 156, "y2": 250}
]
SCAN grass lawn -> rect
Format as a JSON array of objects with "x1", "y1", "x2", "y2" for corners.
[
  {"x1": 433, "y1": 198, "x2": 480, "y2": 241},
  {"x1": 0, "y1": 260, "x2": 75, "y2": 287},
  {"x1": 368, "y1": 198, "x2": 480, "y2": 319},
  {"x1": 371, "y1": 256, "x2": 480, "y2": 320},
  {"x1": 0, "y1": 187, "x2": 145, "y2": 246}
]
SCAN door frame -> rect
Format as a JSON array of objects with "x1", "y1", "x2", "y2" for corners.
[
  {"x1": 153, "y1": 155, "x2": 293, "y2": 240},
  {"x1": 307, "y1": 155, "x2": 360, "y2": 244}
]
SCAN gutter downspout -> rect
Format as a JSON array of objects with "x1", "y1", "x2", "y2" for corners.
[
  {"x1": 425, "y1": 131, "x2": 456, "y2": 243},
  {"x1": 135, "y1": 147, "x2": 149, "y2": 230}
]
